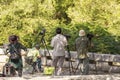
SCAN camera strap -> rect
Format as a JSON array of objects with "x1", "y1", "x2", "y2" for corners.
[{"x1": 11, "y1": 44, "x2": 20, "y2": 56}]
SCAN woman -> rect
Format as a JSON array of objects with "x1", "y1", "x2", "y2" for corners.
[{"x1": 5, "y1": 35, "x2": 27, "y2": 77}]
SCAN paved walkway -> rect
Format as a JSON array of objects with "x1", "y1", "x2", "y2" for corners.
[{"x1": 0, "y1": 74, "x2": 120, "y2": 80}]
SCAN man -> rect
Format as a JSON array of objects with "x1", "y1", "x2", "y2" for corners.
[
  {"x1": 51, "y1": 27, "x2": 68, "y2": 76},
  {"x1": 75, "y1": 30, "x2": 90, "y2": 75},
  {"x1": 5, "y1": 35, "x2": 27, "y2": 77}
]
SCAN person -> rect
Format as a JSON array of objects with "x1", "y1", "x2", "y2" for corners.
[
  {"x1": 5, "y1": 35, "x2": 27, "y2": 77},
  {"x1": 75, "y1": 30, "x2": 90, "y2": 75},
  {"x1": 31, "y1": 44, "x2": 42, "y2": 73},
  {"x1": 51, "y1": 27, "x2": 68, "y2": 76}
]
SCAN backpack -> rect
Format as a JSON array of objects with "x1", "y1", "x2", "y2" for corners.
[{"x1": 2, "y1": 63, "x2": 16, "y2": 77}]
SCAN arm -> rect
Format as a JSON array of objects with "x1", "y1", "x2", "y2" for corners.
[
  {"x1": 19, "y1": 43, "x2": 27, "y2": 51},
  {"x1": 4, "y1": 44, "x2": 11, "y2": 57},
  {"x1": 63, "y1": 36, "x2": 68, "y2": 47},
  {"x1": 51, "y1": 37, "x2": 55, "y2": 47},
  {"x1": 19, "y1": 43, "x2": 28, "y2": 56},
  {"x1": 36, "y1": 50, "x2": 41, "y2": 59},
  {"x1": 4, "y1": 44, "x2": 10, "y2": 55}
]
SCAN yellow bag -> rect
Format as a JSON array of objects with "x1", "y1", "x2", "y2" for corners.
[{"x1": 44, "y1": 66, "x2": 55, "y2": 75}]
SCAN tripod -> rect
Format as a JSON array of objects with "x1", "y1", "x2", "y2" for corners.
[
  {"x1": 65, "y1": 45, "x2": 74, "y2": 75},
  {"x1": 39, "y1": 34, "x2": 52, "y2": 66}
]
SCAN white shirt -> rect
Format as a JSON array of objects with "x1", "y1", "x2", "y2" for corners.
[{"x1": 51, "y1": 34, "x2": 67, "y2": 56}]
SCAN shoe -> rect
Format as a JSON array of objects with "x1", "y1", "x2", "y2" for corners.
[
  {"x1": 57, "y1": 68, "x2": 62, "y2": 76},
  {"x1": 18, "y1": 72, "x2": 22, "y2": 77},
  {"x1": 39, "y1": 69, "x2": 43, "y2": 73}
]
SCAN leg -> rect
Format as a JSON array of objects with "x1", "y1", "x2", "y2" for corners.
[
  {"x1": 37, "y1": 59, "x2": 42, "y2": 72},
  {"x1": 18, "y1": 68, "x2": 22, "y2": 77},
  {"x1": 32, "y1": 62, "x2": 37, "y2": 73},
  {"x1": 82, "y1": 58, "x2": 89, "y2": 75},
  {"x1": 57, "y1": 56, "x2": 65, "y2": 75},
  {"x1": 79, "y1": 59, "x2": 84, "y2": 74},
  {"x1": 52, "y1": 56, "x2": 59, "y2": 75},
  {"x1": 16, "y1": 68, "x2": 23, "y2": 77},
  {"x1": 75, "y1": 59, "x2": 82, "y2": 74}
]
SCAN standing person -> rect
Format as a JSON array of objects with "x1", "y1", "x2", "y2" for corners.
[
  {"x1": 51, "y1": 27, "x2": 68, "y2": 76},
  {"x1": 75, "y1": 30, "x2": 90, "y2": 75},
  {"x1": 5, "y1": 35, "x2": 27, "y2": 77},
  {"x1": 31, "y1": 44, "x2": 42, "y2": 73}
]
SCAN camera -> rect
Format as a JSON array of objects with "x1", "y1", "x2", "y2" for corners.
[
  {"x1": 64, "y1": 34, "x2": 71, "y2": 39},
  {"x1": 39, "y1": 29, "x2": 46, "y2": 35},
  {"x1": 87, "y1": 33, "x2": 94, "y2": 41}
]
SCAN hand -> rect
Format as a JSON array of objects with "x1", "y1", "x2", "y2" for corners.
[
  {"x1": 7, "y1": 53, "x2": 11, "y2": 57},
  {"x1": 21, "y1": 50, "x2": 27, "y2": 56}
]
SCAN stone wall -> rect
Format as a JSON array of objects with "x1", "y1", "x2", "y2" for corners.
[
  {"x1": 41, "y1": 50, "x2": 120, "y2": 73},
  {"x1": 0, "y1": 49, "x2": 120, "y2": 74}
]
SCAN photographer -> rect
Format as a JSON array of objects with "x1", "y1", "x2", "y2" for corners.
[
  {"x1": 5, "y1": 35, "x2": 27, "y2": 77},
  {"x1": 75, "y1": 30, "x2": 91, "y2": 75},
  {"x1": 51, "y1": 27, "x2": 68, "y2": 76}
]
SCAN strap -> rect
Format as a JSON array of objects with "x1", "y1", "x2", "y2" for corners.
[{"x1": 11, "y1": 44, "x2": 19, "y2": 55}]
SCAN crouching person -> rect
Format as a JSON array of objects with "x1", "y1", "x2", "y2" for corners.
[{"x1": 5, "y1": 35, "x2": 27, "y2": 77}]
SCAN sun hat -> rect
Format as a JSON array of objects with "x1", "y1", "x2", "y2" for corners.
[{"x1": 79, "y1": 30, "x2": 86, "y2": 36}]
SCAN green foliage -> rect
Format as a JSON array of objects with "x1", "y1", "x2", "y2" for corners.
[{"x1": 0, "y1": 0, "x2": 120, "y2": 54}]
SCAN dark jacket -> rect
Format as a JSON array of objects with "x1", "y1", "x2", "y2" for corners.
[
  {"x1": 5, "y1": 42, "x2": 27, "y2": 69},
  {"x1": 75, "y1": 36, "x2": 90, "y2": 59}
]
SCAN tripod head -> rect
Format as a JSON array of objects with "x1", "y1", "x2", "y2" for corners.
[
  {"x1": 39, "y1": 29, "x2": 46, "y2": 36},
  {"x1": 87, "y1": 33, "x2": 94, "y2": 41},
  {"x1": 39, "y1": 29, "x2": 46, "y2": 43},
  {"x1": 64, "y1": 34, "x2": 71, "y2": 40},
  {"x1": 39, "y1": 29, "x2": 52, "y2": 60}
]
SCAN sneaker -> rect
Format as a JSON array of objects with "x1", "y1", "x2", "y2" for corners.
[{"x1": 57, "y1": 68, "x2": 62, "y2": 76}]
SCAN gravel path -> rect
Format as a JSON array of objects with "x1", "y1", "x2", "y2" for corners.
[{"x1": 0, "y1": 73, "x2": 120, "y2": 80}]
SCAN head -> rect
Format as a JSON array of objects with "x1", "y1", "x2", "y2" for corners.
[
  {"x1": 79, "y1": 30, "x2": 86, "y2": 36},
  {"x1": 35, "y1": 44, "x2": 40, "y2": 50},
  {"x1": 9, "y1": 35, "x2": 18, "y2": 43},
  {"x1": 56, "y1": 27, "x2": 62, "y2": 34}
]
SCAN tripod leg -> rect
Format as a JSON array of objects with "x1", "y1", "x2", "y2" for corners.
[
  {"x1": 68, "y1": 60, "x2": 71, "y2": 75},
  {"x1": 95, "y1": 62, "x2": 97, "y2": 74},
  {"x1": 43, "y1": 50, "x2": 47, "y2": 66},
  {"x1": 74, "y1": 59, "x2": 81, "y2": 74},
  {"x1": 69, "y1": 60, "x2": 74, "y2": 75},
  {"x1": 41, "y1": 38, "x2": 50, "y2": 66},
  {"x1": 66, "y1": 45, "x2": 75, "y2": 75}
]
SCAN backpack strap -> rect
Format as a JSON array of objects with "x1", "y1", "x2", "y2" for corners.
[{"x1": 11, "y1": 44, "x2": 20, "y2": 56}]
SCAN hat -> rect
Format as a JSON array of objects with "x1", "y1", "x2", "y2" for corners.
[{"x1": 79, "y1": 30, "x2": 86, "y2": 36}]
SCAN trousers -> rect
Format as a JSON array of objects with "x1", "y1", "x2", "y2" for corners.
[{"x1": 77, "y1": 58, "x2": 89, "y2": 75}]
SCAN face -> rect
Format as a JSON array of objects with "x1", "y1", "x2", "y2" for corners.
[
  {"x1": 9, "y1": 40, "x2": 14, "y2": 43},
  {"x1": 36, "y1": 47, "x2": 40, "y2": 50},
  {"x1": 79, "y1": 30, "x2": 85, "y2": 36}
]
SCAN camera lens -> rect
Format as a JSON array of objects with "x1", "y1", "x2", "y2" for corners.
[{"x1": 39, "y1": 29, "x2": 46, "y2": 35}]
